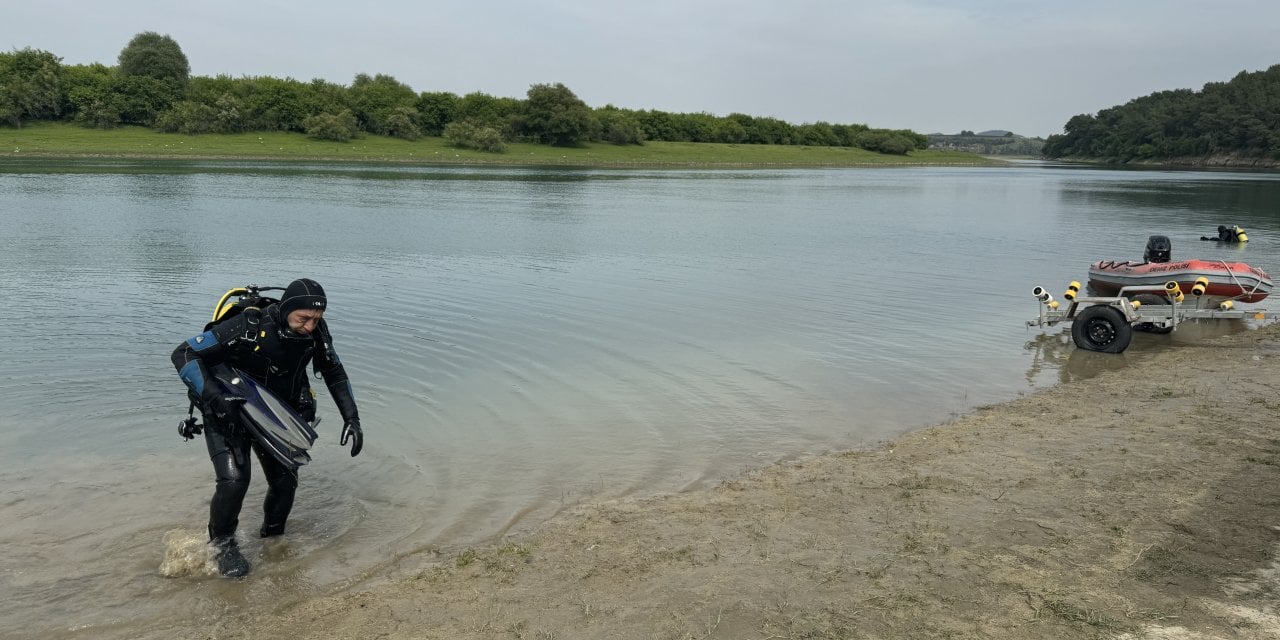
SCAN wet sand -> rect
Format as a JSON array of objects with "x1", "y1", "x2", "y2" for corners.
[{"x1": 104, "y1": 324, "x2": 1280, "y2": 639}]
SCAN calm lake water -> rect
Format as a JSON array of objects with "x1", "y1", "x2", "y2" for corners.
[{"x1": 3, "y1": 158, "x2": 1280, "y2": 637}]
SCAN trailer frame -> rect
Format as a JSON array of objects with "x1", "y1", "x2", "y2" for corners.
[{"x1": 1026, "y1": 284, "x2": 1277, "y2": 353}]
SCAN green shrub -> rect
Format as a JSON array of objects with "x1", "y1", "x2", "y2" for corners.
[
  {"x1": 855, "y1": 129, "x2": 926, "y2": 155},
  {"x1": 384, "y1": 106, "x2": 422, "y2": 141},
  {"x1": 596, "y1": 109, "x2": 645, "y2": 145},
  {"x1": 443, "y1": 119, "x2": 506, "y2": 152},
  {"x1": 303, "y1": 109, "x2": 359, "y2": 141},
  {"x1": 74, "y1": 96, "x2": 124, "y2": 129},
  {"x1": 155, "y1": 101, "x2": 217, "y2": 133}
]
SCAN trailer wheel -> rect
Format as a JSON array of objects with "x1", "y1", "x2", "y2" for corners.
[
  {"x1": 1071, "y1": 305, "x2": 1132, "y2": 353},
  {"x1": 1132, "y1": 293, "x2": 1174, "y2": 334}
]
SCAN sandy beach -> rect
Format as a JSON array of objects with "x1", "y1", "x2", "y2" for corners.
[{"x1": 124, "y1": 322, "x2": 1280, "y2": 639}]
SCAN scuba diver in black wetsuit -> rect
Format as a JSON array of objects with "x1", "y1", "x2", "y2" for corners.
[
  {"x1": 1201, "y1": 225, "x2": 1249, "y2": 243},
  {"x1": 171, "y1": 278, "x2": 363, "y2": 577}
]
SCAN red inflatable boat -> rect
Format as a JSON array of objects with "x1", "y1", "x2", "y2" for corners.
[{"x1": 1088, "y1": 258, "x2": 1273, "y2": 303}]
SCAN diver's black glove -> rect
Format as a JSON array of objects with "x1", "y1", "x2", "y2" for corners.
[
  {"x1": 340, "y1": 419, "x2": 363, "y2": 457},
  {"x1": 202, "y1": 386, "x2": 245, "y2": 421}
]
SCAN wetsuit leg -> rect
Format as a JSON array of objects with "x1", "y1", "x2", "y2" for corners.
[
  {"x1": 255, "y1": 440, "x2": 298, "y2": 537},
  {"x1": 205, "y1": 423, "x2": 253, "y2": 539}
]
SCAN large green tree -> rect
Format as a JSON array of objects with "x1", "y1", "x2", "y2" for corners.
[
  {"x1": 348, "y1": 73, "x2": 418, "y2": 136},
  {"x1": 118, "y1": 32, "x2": 190, "y2": 85},
  {"x1": 106, "y1": 32, "x2": 191, "y2": 125},
  {"x1": 416, "y1": 91, "x2": 460, "y2": 135},
  {"x1": 522, "y1": 83, "x2": 594, "y2": 146}
]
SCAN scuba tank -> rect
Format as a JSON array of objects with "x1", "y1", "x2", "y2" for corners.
[{"x1": 207, "y1": 284, "x2": 287, "y2": 338}]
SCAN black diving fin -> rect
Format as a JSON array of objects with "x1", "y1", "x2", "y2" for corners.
[{"x1": 209, "y1": 366, "x2": 319, "y2": 470}]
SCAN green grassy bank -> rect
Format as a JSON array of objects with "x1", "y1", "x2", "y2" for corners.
[{"x1": 1, "y1": 122, "x2": 1000, "y2": 168}]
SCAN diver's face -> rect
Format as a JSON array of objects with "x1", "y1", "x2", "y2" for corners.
[{"x1": 287, "y1": 309, "x2": 324, "y2": 335}]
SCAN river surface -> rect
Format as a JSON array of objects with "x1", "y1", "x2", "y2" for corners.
[{"x1": 2, "y1": 158, "x2": 1279, "y2": 637}]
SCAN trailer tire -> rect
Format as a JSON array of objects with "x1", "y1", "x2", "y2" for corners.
[
  {"x1": 1132, "y1": 293, "x2": 1174, "y2": 334},
  {"x1": 1072, "y1": 305, "x2": 1132, "y2": 353}
]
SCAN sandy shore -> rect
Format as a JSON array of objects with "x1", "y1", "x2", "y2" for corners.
[{"x1": 155, "y1": 323, "x2": 1280, "y2": 639}]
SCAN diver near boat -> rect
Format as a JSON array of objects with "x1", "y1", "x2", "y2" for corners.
[
  {"x1": 1200, "y1": 225, "x2": 1249, "y2": 243},
  {"x1": 171, "y1": 278, "x2": 363, "y2": 577}
]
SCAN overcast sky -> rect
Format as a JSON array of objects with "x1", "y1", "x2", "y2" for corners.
[{"x1": 5, "y1": 1, "x2": 1278, "y2": 138}]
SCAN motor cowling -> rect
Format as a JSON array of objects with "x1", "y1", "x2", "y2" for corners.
[{"x1": 1144, "y1": 235, "x2": 1171, "y2": 263}]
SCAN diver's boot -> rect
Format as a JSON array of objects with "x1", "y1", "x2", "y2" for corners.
[
  {"x1": 211, "y1": 536, "x2": 251, "y2": 578},
  {"x1": 259, "y1": 522, "x2": 286, "y2": 538}
]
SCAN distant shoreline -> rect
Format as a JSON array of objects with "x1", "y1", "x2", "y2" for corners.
[
  {"x1": 1, "y1": 122, "x2": 1004, "y2": 169},
  {"x1": 1051, "y1": 155, "x2": 1280, "y2": 170},
  {"x1": 1145, "y1": 154, "x2": 1280, "y2": 170}
]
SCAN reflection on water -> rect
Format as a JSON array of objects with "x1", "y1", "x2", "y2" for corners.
[
  {"x1": 1024, "y1": 331, "x2": 1074, "y2": 383},
  {"x1": 1062, "y1": 346, "x2": 1134, "y2": 381},
  {"x1": 1023, "y1": 314, "x2": 1264, "y2": 385},
  {"x1": 3, "y1": 159, "x2": 1280, "y2": 638},
  {"x1": 1023, "y1": 330, "x2": 1132, "y2": 383},
  {"x1": 1162, "y1": 315, "x2": 1259, "y2": 345}
]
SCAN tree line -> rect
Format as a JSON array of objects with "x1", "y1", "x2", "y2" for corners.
[
  {"x1": 1043, "y1": 64, "x2": 1280, "y2": 162},
  {"x1": 0, "y1": 32, "x2": 928, "y2": 155}
]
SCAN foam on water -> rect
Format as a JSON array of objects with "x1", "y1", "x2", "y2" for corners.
[{"x1": 158, "y1": 528, "x2": 217, "y2": 578}]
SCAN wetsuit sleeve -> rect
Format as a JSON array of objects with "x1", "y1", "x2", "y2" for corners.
[
  {"x1": 171, "y1": 315, "x2": 246, "y2": 396},
  {"x1": 312, "y1": 320, "x2": 360, "y2": 424}
]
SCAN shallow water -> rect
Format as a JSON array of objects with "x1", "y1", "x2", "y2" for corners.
[{"x1": 2, "y1": 158, "x2": 1279, "y2": 636}]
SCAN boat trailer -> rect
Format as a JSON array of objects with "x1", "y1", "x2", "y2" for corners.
[{"x1": 1027, "y1": 279, "x2": 1278, "y2": 353}]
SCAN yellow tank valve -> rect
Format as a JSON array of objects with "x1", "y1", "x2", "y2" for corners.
[{"x1": 1236, "y1": 227, "x2": 1249, "y2": 242}]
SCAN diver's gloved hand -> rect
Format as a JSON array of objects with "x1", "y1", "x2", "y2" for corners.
[
  {"x1": 202, "y1": 386, "x2": 246, "y2": 421},
  {"x1": 340, "y1": 419, "x2": 363, "y2": 457}
]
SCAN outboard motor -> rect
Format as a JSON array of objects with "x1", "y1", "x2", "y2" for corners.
[{"x1": 1144, "y1": 235, "x2": 1172, "y2": 263}]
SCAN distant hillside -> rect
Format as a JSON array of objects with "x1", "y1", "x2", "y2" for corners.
[
  {"x1": 927, "y1": 131, "x2": 1045, "y2": 155},
  {"x1": 1043, "y1": 64, "x2": 1280, "y2": 166}
]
